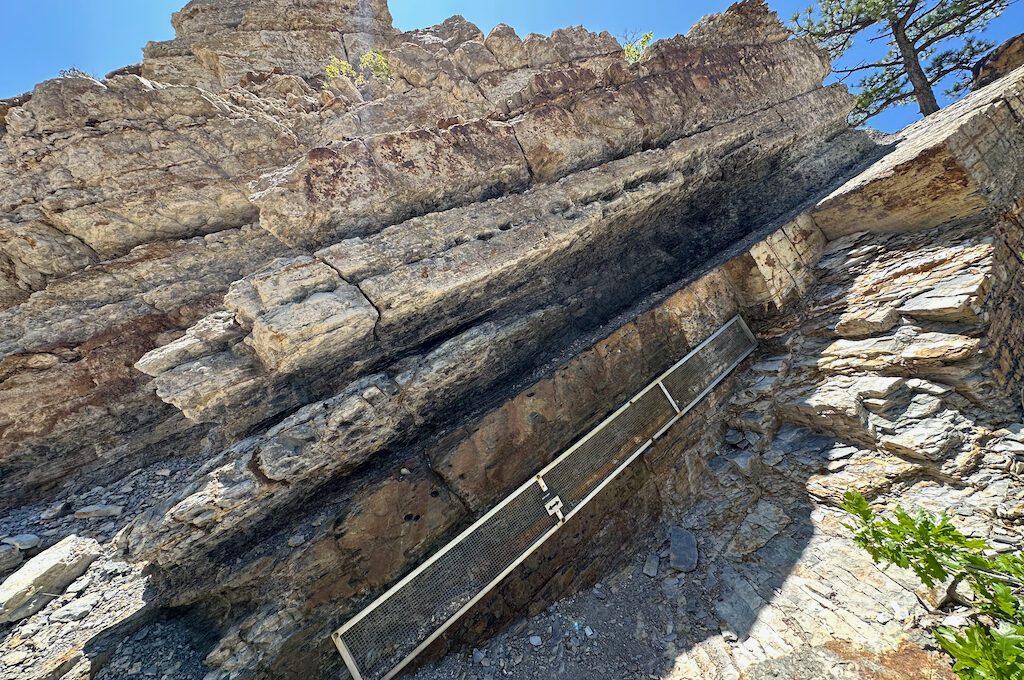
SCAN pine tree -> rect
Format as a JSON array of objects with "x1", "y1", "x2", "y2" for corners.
[{"x1": 793, "y1": 0, "x2": 1015, "y2": 124}]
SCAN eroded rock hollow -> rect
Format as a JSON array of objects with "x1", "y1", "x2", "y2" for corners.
[{"x1": 0, "y1": 0, "x2": 1022, "y2": 678}]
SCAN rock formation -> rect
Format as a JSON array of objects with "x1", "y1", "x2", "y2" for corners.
[
  {"x1": 973, "y1": 32, "x2": 1024, "y2": 90},
  {"x1": 0, "y1": 0, "x2": 1022, "y2": 679}
]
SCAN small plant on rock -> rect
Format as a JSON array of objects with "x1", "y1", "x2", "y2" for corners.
[
  {"x1": 358, "y1": 50, "x2": 392, "y2": 82},
  {"x1": 58, "y1": 67, "x2": 91, "y2": 78},
  {"x1": 841, "y1": 491, "x2": 1024, "y2": 680},
  {"x1": 323, "y1": 50, "x2": 392, "y2": 90},
  {"x1": 622, "y1": 31, "x2": 654, "y2": 65}
]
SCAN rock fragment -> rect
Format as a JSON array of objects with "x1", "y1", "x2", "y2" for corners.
[
  {"x1": 642, "y1": 553, "x2": 660, "y2": 577},
  {"x1": 2, "y1": 534, "x2": 40, "y2": 550},
  {"x1": 0, "y1": 535, "x2": 100, "y2": 623},
  {"x1": 74, "y1": 504, "x2": 123, "y2": 519},
  {"x1": 669, "y1": 527, "x2": 699, "y2": 573},
  {"x1": 50, "y1": 593, "x2": 101, "y2": 622}
]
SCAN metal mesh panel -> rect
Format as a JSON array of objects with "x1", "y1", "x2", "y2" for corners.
[
  {"x1": 338, "y1": 482, "x2": 556, "y2": 680},
  {"x1": 334, "y1": 315, "x2": 756, "y2": 680},
  {"x1": 541, "y1": 387, "x2": 674, "y2": 510},
  {"x1": 662, "y1": 319, "x2": 756, "y2": 409}
]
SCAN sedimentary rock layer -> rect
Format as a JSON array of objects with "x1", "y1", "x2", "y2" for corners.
[{"x1": 0, "y1": 0, "x2": 859, "y2": 511}]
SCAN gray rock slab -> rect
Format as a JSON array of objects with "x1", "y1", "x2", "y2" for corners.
[
  {"x1": 0, "y1": 535, "x2": 101, "y2": 623},
  {"x1": 669, "y1": 527, "x2": 699, "y2": 573}
]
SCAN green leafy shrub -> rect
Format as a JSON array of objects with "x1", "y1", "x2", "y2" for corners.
[
  {"x1": 842, "y1": 491, "x2": 1024, "y2": 679},
  {"x1": 358, "y1": 50, "x2": 392, "y2": 82},
  {"x1": 623, "y1": 31, "x2": 653, "y2": 65},
  {"x1": 324, "y1": 50, "x2": 392, "y2": 90},
  {"x1": 325, "y1": 56, "x2": 357, "y2": 83}
]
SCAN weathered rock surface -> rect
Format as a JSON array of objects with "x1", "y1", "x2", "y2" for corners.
[
  {"x1": 0, "y1": 0, "x2": 1022, "y2": 679},
  {"x1": 973, "y1": 34, "x2": 1024, "y2": 90},
  {"x1": 0, "y1": 535, "x2": 100, "y2": 623}
]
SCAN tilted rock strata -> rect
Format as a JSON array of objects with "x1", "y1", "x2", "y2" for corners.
[
  {"x1": 0, "y1": 0, "x2": 849, "y2": 513},
  {"x1": 811, "y1": 69, "x2": 1024, "y2": 238},
  {"x1": 142, "y1": 88, "x2": 862, "y2": 435},
  {"x1": 0, "y1": 75, "x2": 305, "y2": 306},
  {"x1": 0, "y1": 226, "x2": 294, "y2": 505}
]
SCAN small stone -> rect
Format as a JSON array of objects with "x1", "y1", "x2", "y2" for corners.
[
  {"x1": 287, "y1": 534, "x2": 306, "y2": 548},
  {"x1": 529, "y1": 635, "x2": 542, "y2": 647},
  {"x1": 728, "y1": 451, "x2": 757, "y2": 477},
  {"x1": 66, "y1": 574, "x2": 91, "y2": 594},
  {"x1": 669, "y1": 527, "x2": 699, "y2": 573},
  {"x1": 39, "y1": 501, "x2": 71, "y2": 520},
  {"x1": 2, "y1": 650, "x2": 29, "y2": 666},
  {"x1": 74, "y1": 504, "x2": 123, "y2": 519},
  {"x1": 643, "y1": 554, "x2": 660, "y2": 578},
  {"x1": 400, "y1": 468, "x2": 412, "y2": 475},
  {"x1": 155, "y1": 469, "x2": 172, "y2": 477},
  {"x1": 3, "y1": 535, "x2": 41, "y2": 551},
  {"x1": 943, "y1": 612, "x2": 970, "y2": 628},
  {"x1": 584, "y1": 626, "x2": 594, "y2": 638},
  {"x1": 472, "y1": 648, "x2": 486, "y2": 665},
  {"x1": 50, "y1": 592, "x2": 101, "y2": 622}
]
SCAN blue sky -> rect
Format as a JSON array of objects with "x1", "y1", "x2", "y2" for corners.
[{"x1": 1, "y1": 1, "x2": 1021, "y2": 132}]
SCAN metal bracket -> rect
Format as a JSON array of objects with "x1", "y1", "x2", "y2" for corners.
[{"x1": 544, "y1": 495, "x2": 565, "y2": 523}]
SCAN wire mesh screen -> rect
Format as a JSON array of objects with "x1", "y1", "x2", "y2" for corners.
[
  {"x1": 662, "y1": 318, "x2": 756, "y2": 410},
  {"x1": 541, "y1": 387, "x2": 674, "y2": 511},
  {"x1": 337, "y1": 482, "x2": 556, "y2": 680},
  {"x1": 333, "y1": 315, "x2": 756, "y2": 680}
]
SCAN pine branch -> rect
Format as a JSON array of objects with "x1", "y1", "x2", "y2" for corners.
[
  {"x1": 835, "y1": 58, "x2": 903, "y2": 76},
  {"x1": 914, "y1": 0, "x2": 1013, "y2": 52}
]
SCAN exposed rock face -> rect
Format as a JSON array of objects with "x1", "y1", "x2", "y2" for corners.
[
  {"x1": 142, "y1": 0, "x2": 395, "y2": 88},
  {"x1": 973, "y1": 33, "x2": 1024, "y2": 90},
  {"x1": 0, "y1": 1, "x2": 1022, "y2": 679}
]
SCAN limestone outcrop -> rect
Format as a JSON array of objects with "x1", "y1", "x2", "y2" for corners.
[{"x1": 0, "y1": 1, "x2": 1022, "y2": 679}]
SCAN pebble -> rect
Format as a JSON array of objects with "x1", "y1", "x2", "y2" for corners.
[
  {"x1": 2, "y1": 534, "x2": 41, "y2": 551},
  {"x1": 584, "y1": 626, "x2": 595, "y2": 638},
  {"x1": 50, "y1": 593, "x2": 101, "y2": 622},
  {"x1": 642, "y1": 554, "x2": 659, "y2": 578},
  {"x1": 155, "y1": 469, "x2": 172, "y2": 477},
  {"x1": 472, "y1": 648, "x2": 486, "y2": 665},
  {"x1": 39, "y1": 501, "x2": 71, "y2": 520},
  {"x1": 74, "y1": 504, "x2": 123, "y2": 519},
  {"x1": 528, "y1": 635, "x2": 542, "y2": 647}
]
